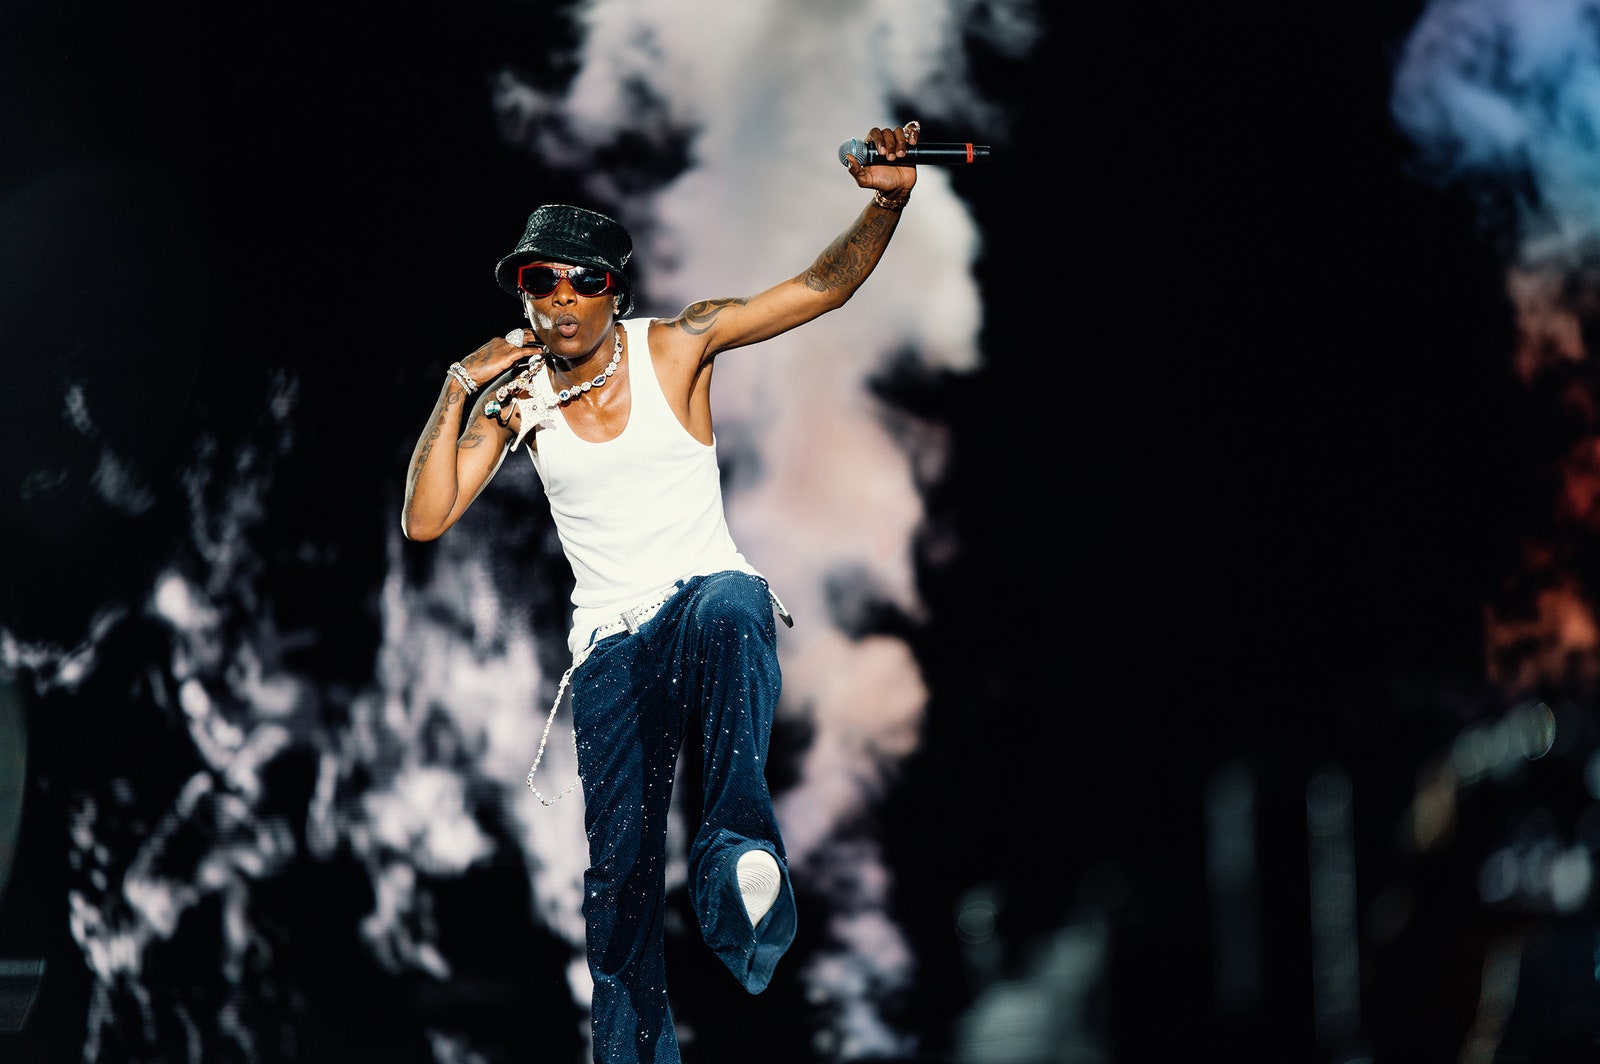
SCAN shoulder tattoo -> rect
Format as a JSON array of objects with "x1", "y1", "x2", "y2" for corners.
[{"x1": 664, "y1": 297, "x2": 747, "y2": 336}]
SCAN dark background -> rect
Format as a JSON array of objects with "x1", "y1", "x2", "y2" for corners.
[{"x1": 5, "y1": 2, "x2": 1587, "y2": 1062}]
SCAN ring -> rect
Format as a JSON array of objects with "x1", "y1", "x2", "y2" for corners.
[
  {"x1": 485, "y1": 399, "x2": 502, "y2": 417},
  {"x1": 505, "y1": 328, "x2": 526, "y2": 347},
  {"x1": 903, "y1": 120, "x2": 921, "y2": 134}
]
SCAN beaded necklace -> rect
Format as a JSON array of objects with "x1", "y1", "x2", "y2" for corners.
[{"x1": 485, "y1": 326, "x2": 623, "y2": 420}]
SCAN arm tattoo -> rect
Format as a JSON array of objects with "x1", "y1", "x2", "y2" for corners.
[
  {"x1": 803, "y1": 211, "x2": 893, "y2": 293},
  {"x1": 408, "y1": 420, "x2": 443, "y2": 493},
  {"x1": 459, "y1": 429, "x2": 492, "y2": 450},
  {"x1": 664, "y1": 297, "x2": 747, "y2": 336}
]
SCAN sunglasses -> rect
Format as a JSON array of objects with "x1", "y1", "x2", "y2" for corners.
[{"x1": 516, "y1": 263, "x2": 616, "y2": 298}]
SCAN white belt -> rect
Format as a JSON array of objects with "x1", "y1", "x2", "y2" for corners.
[
  {"x1": 576, "y1": 575, "x2": 795, "y2": 664},
  {"x1": 588, "y1": 582, "x2": 685, "y2": 644}
]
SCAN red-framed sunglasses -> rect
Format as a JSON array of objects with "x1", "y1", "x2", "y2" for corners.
[{"x1": 516, "y1": 263, "x2": 615, "y2": 297}]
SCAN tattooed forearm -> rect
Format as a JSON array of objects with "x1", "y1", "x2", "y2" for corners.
[
  {"x1": 802, "y1": 210, "x2": 895, "y2": 294},
  {"x1": 405, "y1": 379, "x2": 468, "y2": 495},
  {"x1": 408, "y1": 421, "x2": 442, "y2": 493},
  {"x1": 664, "y1": 297, "x2": 748, "y2": 336},
  {"x1": 459, "y1": 429, "x2": 493, "y2": 450}
]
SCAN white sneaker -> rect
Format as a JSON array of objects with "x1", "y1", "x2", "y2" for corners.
[{"x1": 736, "y1": 849, "x2": 781, "y2": 927}]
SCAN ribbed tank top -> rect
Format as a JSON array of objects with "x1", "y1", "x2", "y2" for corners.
[{"x1": 527, "y1": 317, "x2": 758, "y2": 655}]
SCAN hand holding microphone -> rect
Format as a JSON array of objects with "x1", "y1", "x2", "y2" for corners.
[
  {"x1": 841, "y1": 121, "x2": 928, "y2": 211},
  {"x1": 838, "y1": 136, "x2": 991, "y2": 167}
]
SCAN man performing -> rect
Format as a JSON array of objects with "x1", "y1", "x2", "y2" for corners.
[{"x1": 401, "y1": 120, "x2": 921, "y2": 1063}]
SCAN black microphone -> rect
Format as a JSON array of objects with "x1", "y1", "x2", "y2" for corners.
[{"x1": 837, "y1": 138, "x2": 991, "y2": 167}]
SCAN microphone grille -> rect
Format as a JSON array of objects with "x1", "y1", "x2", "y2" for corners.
[{"x1": 837, "y1": 138, "x2": 870, "y2": 168}]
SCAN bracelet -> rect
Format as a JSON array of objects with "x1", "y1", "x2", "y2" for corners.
[
  {"x1": 447, "y1": 362, "x2": 478, "y2": 394},
  {"x1": 873, "y1": 189, "x2": 910, "y2": 212}
]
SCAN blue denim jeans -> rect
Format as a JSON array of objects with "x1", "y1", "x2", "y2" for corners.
[{"x1": 571, "y1": 570, "x2": 797, "y2": 1063}]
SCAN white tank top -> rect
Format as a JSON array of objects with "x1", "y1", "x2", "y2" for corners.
[{"x1": 527, "y1": 317, "x2": 758, "y2": 654}]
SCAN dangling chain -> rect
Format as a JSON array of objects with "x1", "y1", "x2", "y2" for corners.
[{"x1": 526, "y1": 662, "x2": 582, "y2": 805}]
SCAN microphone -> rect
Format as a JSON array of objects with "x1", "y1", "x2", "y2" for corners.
[{"x1": 837, "y1": 138, "x2": 991, "y2": 167}]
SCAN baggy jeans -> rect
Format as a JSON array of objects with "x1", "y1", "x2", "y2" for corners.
[{"x1": 571, "y1": 570, "x2": 797, "y2": 1063}]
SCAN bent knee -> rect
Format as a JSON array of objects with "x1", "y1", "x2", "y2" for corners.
[{"x1": 689, "y1": 572, "x2": 771, "y2": 626}]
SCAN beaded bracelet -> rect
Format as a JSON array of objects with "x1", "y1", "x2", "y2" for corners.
[
  {"x1": 873, "y1": 189, "x2": 910, "y2": 212},
  {"x1": 447, "y1": 362, "x2": 478, "y2": 394}
]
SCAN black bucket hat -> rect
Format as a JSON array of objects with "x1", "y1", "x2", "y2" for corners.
[{"x1": 495, "y1": 204, "x2": 635, "y2": 316}]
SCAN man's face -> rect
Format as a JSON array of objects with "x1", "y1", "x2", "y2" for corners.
[{"x1": 518, "y1": 260, "x2": 617, "y2": 357}]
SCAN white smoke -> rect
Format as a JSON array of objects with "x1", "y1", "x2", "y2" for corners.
[
  {"x1": 482, "y1": 0, "x2": 1040, "y2": 1053},
  {"x1": 0, "y1": 3, "x2": 1042, "y2": 1060}
]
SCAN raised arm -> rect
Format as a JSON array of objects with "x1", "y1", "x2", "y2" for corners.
[
  {"x1": 401, "y1": 334, "x2": 528, "y2": 541},
  {"x1": 654, "y1": 122, "x2": 922, "y2": 361}
]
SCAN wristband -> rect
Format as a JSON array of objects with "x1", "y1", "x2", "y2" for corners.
[{"x1": 873, "y1": 189, "x2": 910, "y2": 211}]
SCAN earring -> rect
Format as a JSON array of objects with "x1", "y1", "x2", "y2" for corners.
[{"x1": 614, "y1": 297, "x2": 622, "y2": 313}]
